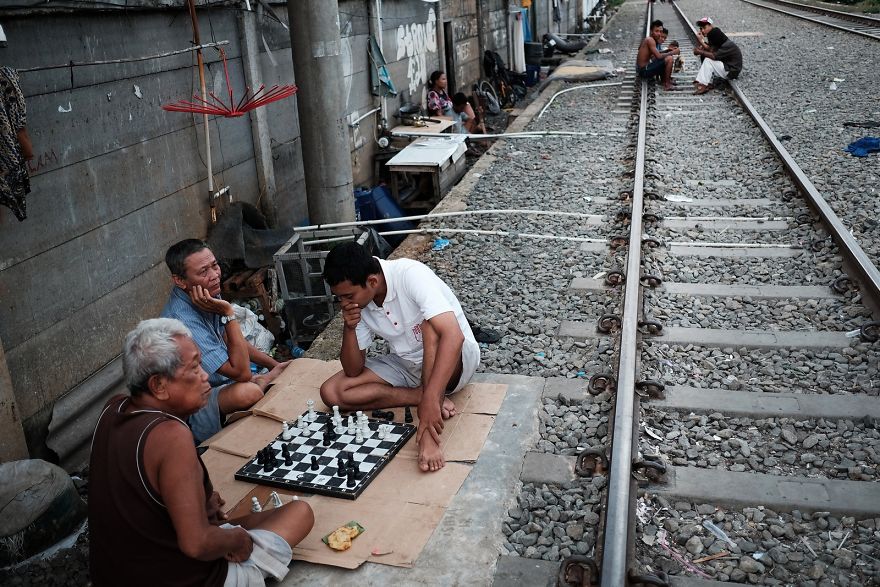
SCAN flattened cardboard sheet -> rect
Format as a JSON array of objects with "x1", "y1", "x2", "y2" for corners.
[{"x1": 199, "y1": 360, "x2": 509, "y2": 569}]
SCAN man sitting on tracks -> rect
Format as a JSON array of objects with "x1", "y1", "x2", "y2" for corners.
[
  {"x1": 692, "y1": 17, "x2": 743, "y2": 95},
  {"x1": 636, "y1": 19, "x2": 680, "y2": 91}
]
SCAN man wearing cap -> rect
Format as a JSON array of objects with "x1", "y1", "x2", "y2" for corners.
[
  {"x1": 693, "y1": 17, "x2": 743, "y2": 95},
  {"x1": 636, "y1": 19, "x2": 680, "y2": 91}
]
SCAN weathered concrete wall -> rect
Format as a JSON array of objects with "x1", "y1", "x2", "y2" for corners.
[
  {"x1": 532, "y1": 0, "x2": 579, "y2": 41},
  {"x1": 0, "y1": 7, "x2": 284, "y2": 457},
  {"x1": 0, "y1": 0, "x2": 523, "y2": 463},
  {"x1": 441, "y1": 0, "x2": 481, "y2": 94},
  {"x1": 479, "y1": 0, "x2": 512, "y2": 71}
]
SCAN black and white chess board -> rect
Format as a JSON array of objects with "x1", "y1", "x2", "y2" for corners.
[{"x1": 234, "y1": 410, "x2": 416, "y2": 499}]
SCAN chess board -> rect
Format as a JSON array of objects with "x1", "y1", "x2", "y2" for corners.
[{"x1": 234, "y1": 410, "x2": 416, "y2": 499}]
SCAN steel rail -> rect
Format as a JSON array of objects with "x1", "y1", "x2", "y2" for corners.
[
  {"x1": 599, "y1": 5, "x2": 652, "y2": 586},
  {"x1": 739, "y1": 0, "x2": 880, "y2": 41},
  {"x1": 670, "y1": 0, "x2": 880, "y2": 313},
  {"x1": 747, "y1": 0, "x2": 880, "y2": 25}
]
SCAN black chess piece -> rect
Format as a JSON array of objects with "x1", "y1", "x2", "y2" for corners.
[
  {"x1": 255, "y1": 449, "x2": 264, "y2": 465},
  {"x1": 282, "y1": 445, "x2": 293, "y2": 467},
  {"x1": 350, "y1": 462, "x2": 364, "y2": 480},
  {"x1": 337, "y1": 456, "x2": 347, "y2": 476},
  {"x1": 346, "y1": 452, "x2": 355, "y2": 470},
  {"x1": 311, "y1": 456, "x2": 319, "y2": 471},
  {"x1": 404, "y1": 406, "x2": 413, "y2": 423},
  {"x1": 371, "y1": 409, "x2": 384, "y2": 419},
  {"x1": 346, "y1": 468, "x2": 356, "y2": 488},
  {"x1": 263, "y1": 454, "x2": 273, "y2": 472}
]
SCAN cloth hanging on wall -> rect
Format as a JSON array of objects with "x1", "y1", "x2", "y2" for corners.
[
  {"x1": 510, "y1": 11, "x2": 527, "y2": 73},
  {"x1": 0, "y1": 66, "x2": 30, "y2": 222},
  {"x1": 369, "y1": 36, "x2": 397, "y2": 97}
]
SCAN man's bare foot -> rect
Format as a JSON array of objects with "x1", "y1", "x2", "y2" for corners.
[
  {"x1": 441, "y1": 397, "x2": 457, "y2": 419},
  {"x1": 694, "y1": 83, "x2": 712, "y2": 95},
  {"x1": 663, "y1": 82, "x2": 674, "y2": 91},
  {"x1": 418, "y1": 432, "x2": 445, "y2": 472}
]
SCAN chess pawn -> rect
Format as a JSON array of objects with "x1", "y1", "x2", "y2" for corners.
[
  {"x1": 251, "y1": 496, "x2": 262, "y2": 513},
  {"x1": 355, "y1": 426, "x2": 364, "y2": 444},
  {"x1": 347, "y1": 415, "x2": 355, "y2": 435},
  {"x1": 306, "y1": 399, "x2": 317, "y2": 422},
  {"x1": 298, "y1": 415, "x2": 311, "y2": 437},
  {"x1": 378, "y1": 425, "x2": 386, "y2": 440},
  {"x1": 281, "y1": 421, "x2": 292, "y2": 441}
]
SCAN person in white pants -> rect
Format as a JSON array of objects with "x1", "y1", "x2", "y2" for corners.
[{"x1": 691, "y1": 17, "x2": 743, "y2": 95}]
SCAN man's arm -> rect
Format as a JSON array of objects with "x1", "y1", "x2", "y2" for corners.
[
  {"x1": 186, "y1": 285, "x2": 252, "y2": 382},
  {"x1": 147, "y1": 421, "x2": 253, "y2": 562},
  {"x1": 418, "y1": 311, "x2": 464, "y2": 443},
  {"x1": 339, "y1": 301, "x2": 366, "y2": 377},
  {"x1": 247, "y1": 344, "x2": 278, "y2": 370}
]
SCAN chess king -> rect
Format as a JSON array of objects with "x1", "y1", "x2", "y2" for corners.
[
  {"x1": 320, "y1": 242, "x2": 481, "y2": 473},
  {"x1": 89, "y1": 318, "x2": 313, "y2": 587}
]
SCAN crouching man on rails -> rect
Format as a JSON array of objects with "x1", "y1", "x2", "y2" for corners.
[
  {"x1": 692, "y1": 17, "x2": 743, "y2": 95},
  {"x1": 319, "y1": 242, "x2": 481, "y2": 473},
  {"x1": 636, "y1": 19, "x2": 680, "y2": 91},
  {"x1": 89, "y1": 318, "x2": 313, "y2": 587},
  {"x1": 161, "y1": 239, "x2": 290, "y2": 444}
]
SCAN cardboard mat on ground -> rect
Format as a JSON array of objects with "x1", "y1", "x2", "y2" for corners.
[{"x1": 199, "y1": 358, "x2": 507, "y2": 569}]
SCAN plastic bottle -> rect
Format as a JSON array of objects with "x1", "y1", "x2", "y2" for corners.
[{"x1": 290, "y1": 345, "x2": 306, "y2": 359}]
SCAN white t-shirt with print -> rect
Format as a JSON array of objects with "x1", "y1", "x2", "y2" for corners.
[{"x1": 355, "y1": 258, "x2": 476, "y2": 365}]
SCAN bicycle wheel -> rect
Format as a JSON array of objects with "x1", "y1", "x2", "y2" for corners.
[{"x1": 478, "y1": 80, "x2": 501, "y2": 115}]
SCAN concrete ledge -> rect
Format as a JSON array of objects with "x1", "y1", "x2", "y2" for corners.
[
  {"x1": 651, "y1": 386, "x2": 880, "y2": 419},
  {"x1": 670, "y1": 578, "x2": 733, "y2": 587},
  {"x1": 570, "y1": 277, "x2": 607, "y2": 292},
  {"x1": 657, "y1": 327, "x2": 852, "y2": 349},
  {"x1": 579, "y1": 242, "x2": 609, "y2": 254},
  {"x1": 521, "y1": 451, "x2": 577, "y2": 485},
  {"x1": 660, "y1": 282, "x2": 837, "y2": 299},
  {"x1": 653, "y1": 466, "x2": 880, "y2": 517},
  {"x1": 492, "y1": 555, "x2": 557, "y2": 587},
  {"x1": 557, "y1": 321, "x2": 601, "y2": 339},
  {"x1": 668, "y1": 244, "x2": 803, "y2": 258}
]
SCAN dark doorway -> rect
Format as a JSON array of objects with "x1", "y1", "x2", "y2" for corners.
[{"x1": 443, "y1": 21, "x2": 456, "y2": 94}]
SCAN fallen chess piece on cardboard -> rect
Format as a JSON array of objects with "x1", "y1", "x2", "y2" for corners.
[{"x1": 323, "y1": 521, "x2": 365, "y2": 551}]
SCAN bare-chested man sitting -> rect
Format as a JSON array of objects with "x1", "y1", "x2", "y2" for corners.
[
  {"x1": 636, "y1": 19, "x2": 680, "y2": 90},
  {"x1": 319, "y1": 242, "x2": 480, "y2": 473}
]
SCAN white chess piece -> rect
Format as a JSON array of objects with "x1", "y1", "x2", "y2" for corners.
[
  {"x1": 251, "y1": 496, "x2": 262, "y2": 513},
  {"x1": 377, "y1": 425, "x2": 385, "y2": 440},
  {"x1": 306, "y1": 399, "x2": 316, "y2": 422},
  {"x1": 281, "y1": 421, "x2": 292, "y2": 441},
  {"x1": 299, "y1": 414, "x2": 311, "y2": 437},
  {"x1": 347, "y1": 415, "x2": 355, "y2": 435},
  {"x1": 355, "y1": 426, "x2": 364, "y2": 444},
  {"x1": 270, "y1": 491, "x2": 283, "y2": 509},
  {"x1": 332, "y1": 405, "x2": 342, "y2": 424}
]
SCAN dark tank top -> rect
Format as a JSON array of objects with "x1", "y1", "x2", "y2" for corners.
[{"x1": 88, "y1": 395, "x2": 226, "y2": 587}]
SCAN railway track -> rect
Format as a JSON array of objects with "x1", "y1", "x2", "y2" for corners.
[
  {"x1": 545, "y1": 1, "x2": 880, "y2": 585},
  {"x1": 739, "y1": 0, "x2": 880, "y2": 41}
]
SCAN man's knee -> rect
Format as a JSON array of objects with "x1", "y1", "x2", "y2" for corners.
[
  {"x1": 220, "y1": 381, "x2": 263, "y2": 413},
  {"x1": 319, "y1": 377, "x2": 340, "y2": 406}
]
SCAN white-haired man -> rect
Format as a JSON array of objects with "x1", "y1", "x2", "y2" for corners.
[{"x1": 89, "y1": 318, "x2": 313, "y2": 586}]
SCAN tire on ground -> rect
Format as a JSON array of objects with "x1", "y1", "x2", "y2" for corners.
[{"x1": 0, "y1": 459, "x2": 87, "y2": 566}]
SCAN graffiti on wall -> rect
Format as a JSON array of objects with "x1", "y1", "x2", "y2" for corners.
[{"x1": 395, "y1": 8, "x2": 437, "y2": 96}]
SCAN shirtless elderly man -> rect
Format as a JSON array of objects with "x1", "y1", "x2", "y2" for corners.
[
  {"x1": 636, "y1": 19, "x2": 680, "y2": 90},
  {"x1": 319, "y1": 242, "x2": 480, "y2": 473}
]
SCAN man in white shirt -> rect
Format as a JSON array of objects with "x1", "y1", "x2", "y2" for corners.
[{"x1": 320, "y1": 242, "x2": 480, "y2": 473}]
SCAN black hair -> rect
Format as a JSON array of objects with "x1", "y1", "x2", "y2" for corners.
[
  {"x1": 662, "y1": 28, "x2": 669, "y2": 34},
  {"x1": 323, "y1": 241, "x2": 382, "y2": 287},
  {"x1": 650, "y1": 19, "x2": 663, "y2": 29},
  {"x1": 452, "y1": 92, "x2": 468, "y2": 106},
  {"x1": 668, "y1": 40, "x2": 679, "y2": 47},
  {"x1": 427, "y1": 70, "x2": 444, "y2": 89},
  {"x1": 165, "y1": 239, "x2": 208, "y2": 277}
]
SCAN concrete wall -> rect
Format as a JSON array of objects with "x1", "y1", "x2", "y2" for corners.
[
  {"x1": 533, "y1": 0, "x2": 579, "y2": 38},
  {"x1": 0, "y1": 0, "x2": 522, "y2": 462}
]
